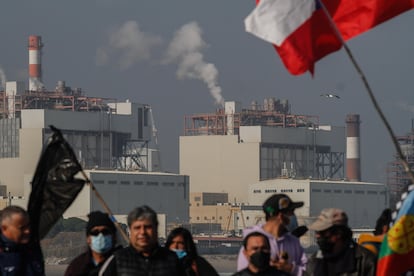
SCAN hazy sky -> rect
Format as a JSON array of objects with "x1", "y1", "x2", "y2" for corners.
[{"x1": 1, "y1": 1, "x2": 413, "y2": 184}]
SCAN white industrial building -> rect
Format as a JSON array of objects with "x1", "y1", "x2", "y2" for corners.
[
  {"x1": 180, "y1": 100, "x2": 346, "y2": 203},
  {"x1": 248, "y1": 179, "x2": 387, "y2": 229},
  {"x1": 0, "y1": 82, "x2": 189, "y2": 224},
  {"x1": 180, "y1": 100, "x2": 389, "y2": 234}
]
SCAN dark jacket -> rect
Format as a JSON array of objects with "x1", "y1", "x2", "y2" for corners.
[
  {"x1": 306, "y1": 242, "x2": 377, "y2": 276},
  {"x1": 100, "y1": 245, "x2": 184, "y2": 276},
  {"x1": 181, "y1": 255, "x2": 219, "y2": 276},
  {"x1": 64, "y1": 247, "x2": 120, "y2": 276},
  {"x1": 0, "y1": 236, "x2": 44, "y2": 276},
  {"x1": 232, "y1": 267, "x2": 290, "y2": 276}
]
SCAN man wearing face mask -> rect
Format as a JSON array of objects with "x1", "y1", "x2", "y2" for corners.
[
  {"x1": 237, "y1": 194, "x2": 307, "y2": 275},
  {"x1": 306, "y1": 208, "x2": 376, "y2": 276},
  {"x1": 233, "y1": 232, "x2": 289, "y2": 276},
  {"x1": 65, "y1": 211, "x2": 119, "y2": 276}
]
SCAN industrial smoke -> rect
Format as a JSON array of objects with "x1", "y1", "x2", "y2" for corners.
[
  {"x1": 163, "y1": 21, "x2": 225, "y2": 107},
  {"x1": 96, "y1": 20, "x2": 162, "y2": 69}
]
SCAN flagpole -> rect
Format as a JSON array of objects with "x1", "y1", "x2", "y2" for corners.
[
  {"x1": 80, "y1": 170, "x2": 130, "y2": 243},
  {"x1": 317, "y1": 0, "x2": 414, "y2": 189}
]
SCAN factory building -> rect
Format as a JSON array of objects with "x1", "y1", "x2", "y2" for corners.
[
  {"x1": 180, "y1": 100, "x2": 389, "y2": 234},
  {"x1": 0, "y1": 35, "x2": 189, "y2": 225},
  {"x1": 248, "y1": 179, "x2": 387, "y2": 228},
  {"x1": 180, "y1": 100, "x2": 348, "y2": 203}
]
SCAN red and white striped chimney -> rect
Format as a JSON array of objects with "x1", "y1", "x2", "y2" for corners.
[
  {"x1": 28, "y1": 35, "x2": 43, "y2": 91},
  {"x1": 346, "y1": 114, "x2": 361, "y2": 181}
]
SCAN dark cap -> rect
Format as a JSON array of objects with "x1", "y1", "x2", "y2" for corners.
[
  {"x1": 86, "y1": 211, "x2": 116, "y2": 235},
  {"x1": 262, "y1": 194, "x2": 304, "y2": 217}
]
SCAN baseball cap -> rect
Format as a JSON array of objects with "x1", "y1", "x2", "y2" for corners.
[
  {"x1": 262, "y1": 194, "x2": 304, "y2": 217},
  {"x1": 309, "y1": 208, "x2": 348, "y2": 231}
]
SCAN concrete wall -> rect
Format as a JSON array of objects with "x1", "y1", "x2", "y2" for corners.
[
  {"x1": 248, "y1": 179, "x2": 388, "y2": 229},
  {"x1": 310, "y1": 181, "x2": 388, "y2": 228},
  {"x1": 65, "y1": 171, "x2": 189, "y2": 225},
  {"x1": 180, "y1": 135, "x2": 260, "y2": 203}
]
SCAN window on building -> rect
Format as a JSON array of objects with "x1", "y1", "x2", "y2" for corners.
[
  {"x1": 120, "y1": 181, "x2": 130, "y2": 185},
  {"x1": 147, "y1": 181, "x2": 158, "y2": 186},
  {"x1": 134, "y1": 181, "x2": 143, "y2": 185},
  {"x1": 108, "y1": 180, "x2": 117, "y2": 185}
]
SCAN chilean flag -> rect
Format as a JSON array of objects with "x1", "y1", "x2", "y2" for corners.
[{"x1": 245, "y1": 0, "x2": 414, "y2": 75}]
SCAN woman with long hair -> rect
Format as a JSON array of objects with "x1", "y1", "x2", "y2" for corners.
[{"x1": 166, "y1": 227, "x2": 219, "y2": 276}]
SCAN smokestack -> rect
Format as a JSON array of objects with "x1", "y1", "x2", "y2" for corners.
[
  {"x1": 346, "y1": 114, "x2": 361, "y2": 181},
  {"x1": 28, "y1": 35, "x2": 43, "y2": 91}
]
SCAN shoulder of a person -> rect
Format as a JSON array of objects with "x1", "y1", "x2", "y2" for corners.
[
  {"x1": 354, "y1": 242, "x2": 377, "y2": 259},
  {"x1": 68, "y1": 250, "x2": 91, "y2": 265}
]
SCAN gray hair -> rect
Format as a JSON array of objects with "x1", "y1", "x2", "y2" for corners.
[
  {"x1": 127, "y1": 205, "x2": 158, "y2": 228},
  {"x1": 0, "y1": 205, "x2": 28, "y2": 225}
]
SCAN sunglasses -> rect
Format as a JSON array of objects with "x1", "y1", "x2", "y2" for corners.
[{"x1": 89, "y1": 228, "x2": 112, "y2": 236}]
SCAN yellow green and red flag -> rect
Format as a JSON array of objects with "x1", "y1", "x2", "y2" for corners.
[{"x1": 377, "y1": 188, "x2": 414, "y2": 275}]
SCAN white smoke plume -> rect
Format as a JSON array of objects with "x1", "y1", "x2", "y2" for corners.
[
  {"x1": 398, "y1": 101, "x2": 414, "y2": 113},
  {"x1": 0, "y1": 67, "x2": 6, "y2": 91},
  {"x1": 96, "y1": 21, "x2": 162, "y2": 69},
  {"x1": 163, "y1": 21, "x2": 225, "y2": 107}
]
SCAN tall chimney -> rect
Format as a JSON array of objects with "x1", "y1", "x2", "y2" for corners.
[
  {"x1": 28, "y1": 35, "x2": 43, "y2": 91},
  {"x1": 346, "y1": 114, "x2": 361, "y2": 181}
]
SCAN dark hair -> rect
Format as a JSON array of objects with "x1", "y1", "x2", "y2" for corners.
[
  {"x1": 165, "y1": 227, "x2": 198, "y2": 260},
  {"x1": 127, "y1": 205, "x2": 158, "y2": 228},
  {"x1": 0, "y1": 206, "x2": 28, "y2": 225},
  {"x1": 328, "y1": 225, "x2": 353, "y2": 241},
  {"x1": 374, "y1": 208, "x2": 392, "y2": 235},
  {"x1": 243, "y1": 231, "x2": 270, "y2": 250}
]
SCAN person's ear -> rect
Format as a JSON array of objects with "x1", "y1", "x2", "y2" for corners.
[
  {"x1": 86, "y1": 235, "x2": 92, "y2": 246},
  {"x1": 243, "y1": 247, "x2": 249, "y2": 259}
]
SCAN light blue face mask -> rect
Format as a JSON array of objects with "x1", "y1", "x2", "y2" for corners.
[
  {"x1": 286, "y1": 214, "x2": 298, "y2": 232},
  {"x1": 90, "y1": 233, "x2": 113, "y2": 254},
  {"x1": 172, "y1": 249, "x2": 187, "y2": 259}
]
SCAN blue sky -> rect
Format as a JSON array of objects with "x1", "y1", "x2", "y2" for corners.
[{"x1": 1, "y1": 1, "x2": 413, "y2": 184}]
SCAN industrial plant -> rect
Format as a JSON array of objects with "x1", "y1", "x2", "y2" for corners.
[
  {"x1": 0, "y1": 35, "x2": 391, "y2": 243},
  {"x1": 387, "y1": 121, "x2": 414, "y2": 206},
  {"x1": 180, "y1": 100, "x2": 388, "y2": 234},
  {"x1": 0, "y1": 35, "x2": 189, "y2": 232}
]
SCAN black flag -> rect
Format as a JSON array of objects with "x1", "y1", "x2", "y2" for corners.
[{"x1": 28, "y1": 125, "x2": 85, "y2": 240}]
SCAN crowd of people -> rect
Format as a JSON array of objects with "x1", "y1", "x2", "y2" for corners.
[{"x1": 0, "y1": 194, "x2": 406, "y2": 275}]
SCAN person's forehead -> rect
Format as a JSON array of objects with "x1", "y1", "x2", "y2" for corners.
[
  {"x1": 10, "y1": 213, "x2": 29, "y2": 224},
  {"x1": 90, "y1": 225, "x2": 109, "y2": 231},
  {"x1": 172, "y1": 235, "x2": 184, "y2": 241},
  {"x1": 247, "y1": 235, "x2": 267, "y2": 247},
  {"x1": 130, "y1": 218, "x2": 153, "y2": 227}
]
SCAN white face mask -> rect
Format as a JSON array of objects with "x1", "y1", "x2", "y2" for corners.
[{"x1": 90, "y1": 233, "x2": 113, "y2": 253}]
